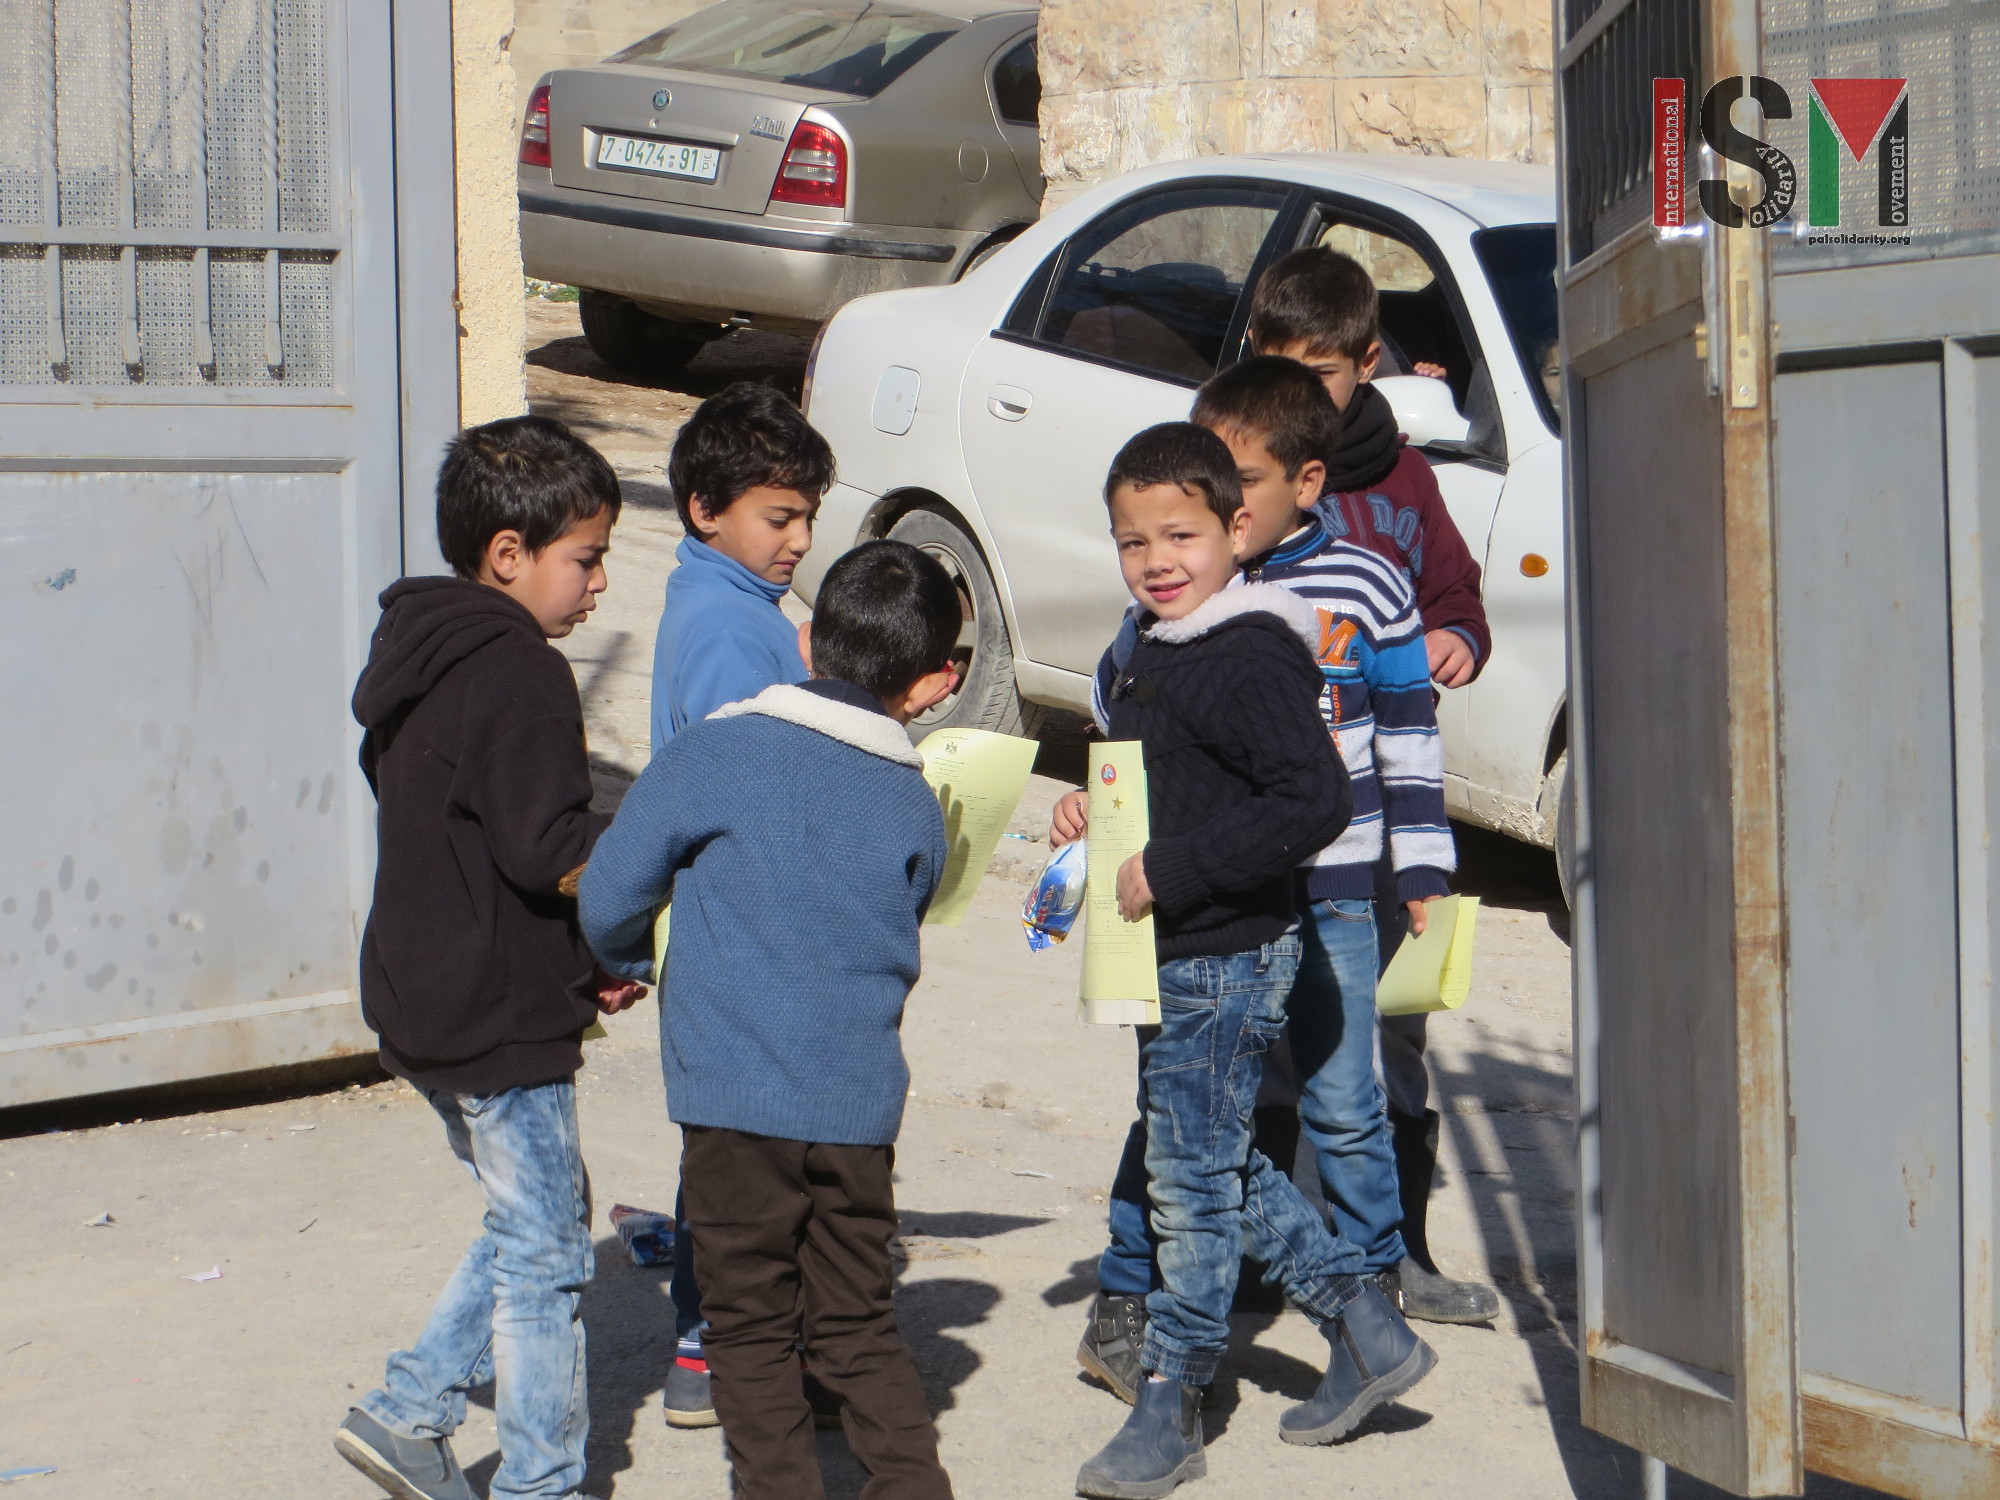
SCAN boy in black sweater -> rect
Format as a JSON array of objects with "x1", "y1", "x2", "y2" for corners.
[
  {"x1": 1056, "y1": 424, "x2": 1436, "y2": 1498},
  {"x1": 336, "y1": 417, "x2": 643, "y2": 1500}
]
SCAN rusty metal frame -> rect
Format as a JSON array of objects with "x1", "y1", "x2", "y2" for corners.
[{"x1": 1560, "y1": 0, "x2": 1800, "y2": 1485}]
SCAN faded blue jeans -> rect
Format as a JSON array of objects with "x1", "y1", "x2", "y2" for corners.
[
  {"x1": 1286, "y1": 897, "x2": 1406, "y2": 1271},
  {"x1": 1130, "y1": 936, "x2": 1364, "y2": 1387},
  {"x1": 360, "y1": 1079, "x2": 593, "y2": 1499},
  {"x1": 1099, "y1": 900, "x2": 1402, "y2": 1294}
]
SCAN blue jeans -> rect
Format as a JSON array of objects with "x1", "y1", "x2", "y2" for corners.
[
  {"x1": 1288, "y1": 897, "x2": 1406, "y2": 1271},
  {"x1": 1124, "y1": 937, "x2": 1364, "y2": 1387},
  {"x1": 361, "y1": 1080, "x2": 593, "y2": 1499},
  {"x1": 1100, "y1": 901, "x2": 1404, "y2": 1292}
]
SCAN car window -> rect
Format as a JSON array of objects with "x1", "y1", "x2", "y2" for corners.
[
  {"x1": 1021, "y1": 187, "x2": 1288, "y2": 384},
  {"x1": 609, "y1": 0, "x2": 959, "y2": 100},
  {"x1": 1471, "y1": 224, "x2": 1560, "y2": 433},
  {"x1": 991, "y1": 39, "x2": 1038, "y2": 127},
  {"x1": 1312, "y1": 212, "x2": 1471, "y2": 401}
]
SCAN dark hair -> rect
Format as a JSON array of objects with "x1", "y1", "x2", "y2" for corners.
[
  {"x1": 436, "y1": 415, "x2": 621, "y2": 579},
  {"x1": 809, "y1": 540, "x2": 961, "y2": 700},
  {"x1": 1191, "y1": 356, "x2": 1342, "y2": 479},
  {"x1": 666, "y1": 382, "x2": 835, "y2": 533},
  {"x1": 1102, "y1": 422, "x2": 1243, "y2": 527},
  {"x1": 1248, "y1": 247, "x2": 1379, "y2": 362}
]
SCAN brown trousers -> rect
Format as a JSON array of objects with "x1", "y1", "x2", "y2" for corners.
[{"x1": 680, "y1": 1126, "x2": 953, "y2": 1500}]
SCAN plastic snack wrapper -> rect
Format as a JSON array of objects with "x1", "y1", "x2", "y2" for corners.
[
  {"x1": 1022, "y1": 840, "x2": 1087, "y2": 952},
  {"x1": 608, "y1": 1203, "x2": 675, "y2": 1268}
]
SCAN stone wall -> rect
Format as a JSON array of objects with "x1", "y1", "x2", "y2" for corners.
[
  {"x1": 454, "y1": 0, "x2": 529, "y2": 424},
  {"x1": 1038, "y1": 0, "x2": 1555, "y2": 210},
  {"x1": 511, "y1": 0, "x2": 706, "y2": 89}
]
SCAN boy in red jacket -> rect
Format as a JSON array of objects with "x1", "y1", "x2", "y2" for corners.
[
  {"x1": 1248, "y1": 247, "x2": 1490, "y2": 689},
  {"x1": 1245, "y1": 247, "x2": 1501, "y2": 1325}
]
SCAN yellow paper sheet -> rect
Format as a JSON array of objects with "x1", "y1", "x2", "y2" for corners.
[
  {"x1": 1375, "y1": 895, "x2": 1481, "y2": 1015},
  {"x1": 918, "y1": 728, "x2": 1040, "y2": 927},
  {"x1": 652, "y1": 903, "x2": 672, "y2": 986},
  {"x1": 1080, "y1": 740, "x2": 1160, "y2": 1024}
]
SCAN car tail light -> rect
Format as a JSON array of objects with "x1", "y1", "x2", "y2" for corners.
[
  {"x1": 770, "y1": 120, "x2": 847, "y2": 209},
  {"x1": 519, "y1": 83, "x2": 552, "y2": 168}
]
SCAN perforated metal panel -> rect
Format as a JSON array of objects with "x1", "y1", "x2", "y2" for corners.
[
  {"x1": 1765, "y1": 0, "x2": 2000, "y2": 269},
  {"x1": 1, "y1": 0, "x2": 463, "y2": 1112},
  {"x1": 0, "y1": 0, "x2": 339, "y2": 388}
]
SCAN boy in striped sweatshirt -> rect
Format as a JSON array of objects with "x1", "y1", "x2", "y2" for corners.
[{"x1": 1079, "y1": 358, "x2": 1492, "y2": 1402}]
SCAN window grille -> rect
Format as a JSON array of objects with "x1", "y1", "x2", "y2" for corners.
[{"x1": 0, "y1": 0, "x2": 338, "y2": 388}]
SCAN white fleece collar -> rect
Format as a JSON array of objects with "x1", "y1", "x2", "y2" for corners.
[
  {"x1": 1143, "y1": 581, "x2": 1321, "y2": 652},
  {"x1": 709, "y1": 682, "x2": 923, "y2": 768}
]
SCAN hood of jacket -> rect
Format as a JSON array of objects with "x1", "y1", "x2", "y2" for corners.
[
  {"x1": 1143, "y1": 581, "x2": 1322, "y2": 652},
  {"x1": 1322, "y1": 381, "x2": 1402, "y2": 493},
  {"x1": 352, "y1": 576, "x2": 545, "y2": 731},
  {"x1": 673, "y1": 534, "x2": 792, "y2": 606}
]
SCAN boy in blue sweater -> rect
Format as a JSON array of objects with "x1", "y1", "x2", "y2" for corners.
[
  {"x1": 651, "y1": 382, "x2": 830, "y2": 752},
  {"x1": 649, "y1": 381, "x2": 835, "y2": 1419},
  {"x1": 583, "y1": 540, "x2": 962, "y2": 1500}
]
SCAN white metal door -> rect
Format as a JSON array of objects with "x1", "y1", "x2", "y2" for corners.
[{"x1": 0, "y1": 0, "x2": 459, "y2": 1105}]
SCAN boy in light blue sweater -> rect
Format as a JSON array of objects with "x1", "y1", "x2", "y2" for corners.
[
  {"x1": 650, "y1": 382, "x2": 830, "y2": 753},
  {"x1": 584, "y1": 540, "x2": 963, "y2": 1500},
  {"x1": 647, "y1": 382, "x2": 834, "y2": 1418}
]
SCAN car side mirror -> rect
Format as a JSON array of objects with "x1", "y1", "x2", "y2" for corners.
[{"x1": 1373, "y1": 375, "x2": 1470, "y2": 448}]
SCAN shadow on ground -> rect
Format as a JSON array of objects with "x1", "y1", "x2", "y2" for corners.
[{"x1": 528, "y1": 324, "x2": 811, "y2": 410}]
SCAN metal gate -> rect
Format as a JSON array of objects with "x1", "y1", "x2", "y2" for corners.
[
  {"x1": 0, "y1": 0, "x2": 459, "y2": 1106},
  {"x1": 1562, "y1": 0, "x2": 2000, "y2": 1489}
]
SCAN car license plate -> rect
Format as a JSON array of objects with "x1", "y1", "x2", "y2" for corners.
[{"x1": 596, "y1": 133, "x2": 722, "y2": 182}]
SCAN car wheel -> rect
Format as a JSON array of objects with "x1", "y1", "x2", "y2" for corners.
[
  {"x1": 578, "y1": 290, "x2": 709, "y2": 378},
  {"x1": 885, "y1": 509, "x2": 1044, "y2": 740},
  {"x1": 1548, "y1": 749, "x2": 1576, "y2": 907}
]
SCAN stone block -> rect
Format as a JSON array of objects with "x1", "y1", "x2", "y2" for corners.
[
  {"x1": 1481, "y1": 0, "x2": 1556, "y2": 83},
  {"x1": 1314, "y1": 0, "x2": 1479, "y2": 79},
  {"x1": 1336, "y1": 76, "x2": 1488, "y2": 156},
  {"x1": 1488, "y1": 83, "x2": 1536, "y2": 161},
  {"x1": 1041, "y1": 0, "x2": 1244, "y2": 93},
  {"x1": 1040, "y1": 90, "x2": 1119, "y2": 190},
  {"x1": 1241, "y1": 78, "x2": 1339, "y2": 154}
]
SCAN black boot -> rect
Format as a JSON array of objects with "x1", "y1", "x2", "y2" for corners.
[
  {"x1": 1391, "y1": 1107, "x2": 1442, "y2": 1270},
  {"x1": 1076, "y1": 1375, "x2": 1206, "y2": 1499},
  {"x1": 1380, "y1": 1258, "x2": 1501, "y2": 1325},
  {"x1": 1279, "y1": 1280, "x2": 1437, "y2": 1446},
  {"x1": 1077, "y1": 1292, "x2": 1149, "y2": 1404},
  {"x1": 1390, "y1": 1107, "x2": 1502, "y2": 1324}
]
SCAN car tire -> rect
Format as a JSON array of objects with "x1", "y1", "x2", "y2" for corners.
[
  {"x1": 885, "y1": 508, "x2": 1045, "y2": 740},
  {"x1": 1548, "y1": 749, "x2": 1576, "y2": 908},
  {"x1": 578, "y1": 290, "x2": 709, "y2": 377}
]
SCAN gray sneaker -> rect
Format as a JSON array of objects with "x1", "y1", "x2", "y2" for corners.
[
  {"x1": 334, "y1": 1409, "x2": 475, "y2": 1500},
  {"x1": 663, "y1": 1356, "x2": 719, "y2": 1429}
]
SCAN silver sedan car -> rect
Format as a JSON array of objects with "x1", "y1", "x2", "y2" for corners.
[{"x1": 517, "y1": 0, "x2": 1042, "y2": 375}]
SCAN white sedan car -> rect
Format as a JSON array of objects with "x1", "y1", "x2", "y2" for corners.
[{"x1": 795, "y1": 152, "x2": 1566, "y2": 858}]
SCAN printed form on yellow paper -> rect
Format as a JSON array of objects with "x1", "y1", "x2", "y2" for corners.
[
  {"x1": 1081, "y1": 740, "x2": 1160, "y2": 1025},
  {"x1": 918, "y1": 728, "x2": 1039, "y2": 927}
]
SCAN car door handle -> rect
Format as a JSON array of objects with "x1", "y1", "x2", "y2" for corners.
[{"x1": 987, "y1": 385, "x2": 1032, "y2": 421}]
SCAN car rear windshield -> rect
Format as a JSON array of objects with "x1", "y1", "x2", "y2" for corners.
[
  {"x1": 1471, "y1": 223, "x2": 1560, "y2": 432},
  {"x1": 608, "y1": 1, "x2": 960, "y2": 99}
]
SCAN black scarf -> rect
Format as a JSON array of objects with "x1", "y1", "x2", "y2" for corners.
[{"x1": 1323, "y1": 382, "x2": 1400, "y2": 493}]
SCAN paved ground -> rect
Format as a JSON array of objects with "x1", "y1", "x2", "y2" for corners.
[{"x1": 0, "y1": 303, "x2": 1887, "y2": 1499}]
